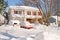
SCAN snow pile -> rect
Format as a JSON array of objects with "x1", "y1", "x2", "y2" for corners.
[
  {"x1": 43, "y1": 31, "x2": 60, "y2": 40},
  {"x1": 0, "y1": 14, "x2": 5, "y2": 24},
  {"x1": 0, "y1": 24, "x2": 60, "y2": 40},
  {"x1": 9, "y1": 6, "x2": 39, "y2": 11},
  {"x1": 0, "y1": 34, "x2": 9, "y2": 40},
  {"x1": 11, "y1": 38, "x2": 18, "y2": 40},
  {"x1": 27, "y1": 37, "x2": 34, "y2": 40}
]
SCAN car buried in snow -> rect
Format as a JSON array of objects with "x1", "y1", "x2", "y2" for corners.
[{"x1": 20, "y1": 21, "x2": 33, "y2": 29}]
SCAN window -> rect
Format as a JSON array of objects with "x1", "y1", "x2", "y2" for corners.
[
  {"x1": 15, "y1": 11, "x2": 18, "y2": 14},
  {"x1": 27, "y1": 11, "x2": 31, "y2": 15},
  {"x1": 14, "y1": 10, "x2": 19, "y2": 14},
  {"x1": 38, "y1": 11, "x2": 42, "y2": 15},
  {"x1": 19, "y1": 11, "x2": 22, "y2": 14},
  {"x1": 33, "y1": 12, "x2": 36, "y2": 15}
]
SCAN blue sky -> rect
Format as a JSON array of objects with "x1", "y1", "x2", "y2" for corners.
[{"x1": 5, "y1": 0, "x2": 20, "y2": 6}]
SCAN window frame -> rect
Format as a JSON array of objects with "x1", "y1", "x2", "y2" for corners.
[
  {"x1": 33, "y1": 11, "x2": 36, "y2": 15},
  {"x1": 27, "y1": 11, "x2": 31, "y2": 15}
]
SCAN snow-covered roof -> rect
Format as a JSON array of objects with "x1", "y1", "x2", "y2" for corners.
[
  {"x1": 9, "y1": 6, "x2": 39, "y2": 11},
  {"x1": 51, "y1": 16, "x2": 57, "y2": 20},
  {"x1": 51, "y1": 16, "x2": 60, "y2": 21}
]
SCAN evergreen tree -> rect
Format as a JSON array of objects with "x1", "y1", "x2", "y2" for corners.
[{"x1": 0, "y1": 0, "x2": 8, "y2": 14}]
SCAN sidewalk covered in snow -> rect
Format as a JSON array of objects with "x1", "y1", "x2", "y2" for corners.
[{"x1": 0, "y1": 24, "x2": 60, "y2": 40}]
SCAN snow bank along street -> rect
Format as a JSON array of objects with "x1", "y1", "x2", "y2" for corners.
[{"x1": 0, "y1": 24, "x2": 60, "y2": 40}]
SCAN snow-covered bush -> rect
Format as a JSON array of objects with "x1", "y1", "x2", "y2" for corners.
[{"x1": 0, "y1": 14, "x2": 5, "y2": 25}]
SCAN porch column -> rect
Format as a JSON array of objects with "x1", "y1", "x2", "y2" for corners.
[
  {"x1": 23, "y1": 10, "x2": 26, "y2": 21},
  {"x1": 36, "y1": 11, "x2": 38, "y2": 23},
  {"x1": 31, "y1": 11, "x2": 33, "y2": 16},
  {"x1": 11, "y1": 9, "x2": 14, "y2": 14},
  {"x1": 10, "y1": 9, "x2": 14, "y2": 20}
]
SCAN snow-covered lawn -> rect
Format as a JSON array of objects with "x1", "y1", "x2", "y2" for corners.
[{"x1": 0, "y1": 24, "x2": 60, "y2": 40}]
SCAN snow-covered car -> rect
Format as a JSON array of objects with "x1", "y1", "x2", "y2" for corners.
[
  {"x1": 9, "y1": 20, "x2": 20, "y2": 27},
  {"x1": 20, "y1": 21, "x2": 33, "y2": 29}
]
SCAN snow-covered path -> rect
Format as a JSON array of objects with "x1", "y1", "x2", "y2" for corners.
[{"x1": 0, "y1": 24, "x2": 60, "y2": 40}]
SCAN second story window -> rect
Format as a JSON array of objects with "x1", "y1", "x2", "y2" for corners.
[
  {"x1": 15, "y1": 11, "x2": 18, "y2": 14},
  {"x1": 14, "y1": 10, "x2": 19, "y2": 14},
  {"x1": 38, "y1": 11, "x2": 42, "y2": 15},
  {"x1": 19, "y1": 10, "x2": 22, "y2": 15},
  {"x1": 27, "y1": 11, "x2": 31, "y2": 15},
  {"x1": 33, "y1": 12, "x2": 36, "y2": 15}
]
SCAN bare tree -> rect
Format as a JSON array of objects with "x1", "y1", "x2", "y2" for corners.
[
  {"x1": 41, "y1": 0, "x2": 60, "y2": 26},
  {"x1": 16, "y1": 0, "x2": 60, "y2": 26}
]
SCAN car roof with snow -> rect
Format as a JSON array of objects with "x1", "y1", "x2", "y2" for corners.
[{"x1": 9, "y1": 20, "x2": 20, "y2": 24}]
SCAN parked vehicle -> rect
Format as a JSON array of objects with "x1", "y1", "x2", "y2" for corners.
[
  {"x1": 9, "y1": 20, "x2": 20, "y2": 27},
  {"x1": 20, "y1": 21, "x2": 33, "y2": 29}
]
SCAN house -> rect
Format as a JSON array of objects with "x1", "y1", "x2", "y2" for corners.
[{"x1": 7, "y1": 6, "x2": 43, "y2": 24}]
